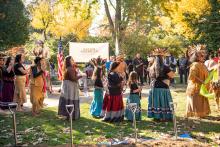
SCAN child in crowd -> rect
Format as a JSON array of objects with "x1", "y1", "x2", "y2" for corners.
[
  {"x1": 90, "y1": 66, "x2": 104, "y2": 117},
  {"x1": 125, "y1": 71, "x2": 142, "y2": 121}
]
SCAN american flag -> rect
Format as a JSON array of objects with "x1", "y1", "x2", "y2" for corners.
[{"x1": 57, "y1": 38, "x2": 63, "y2": 81}]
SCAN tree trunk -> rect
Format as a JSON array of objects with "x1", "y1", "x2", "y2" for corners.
[
  {"x1": 42, "y1": 29, "x2": 47, "y2": 41},
  {"x1": 115, "y1": 0, "x2": 122, "y2": 55},
  {"x1": 104, "y1": 0, "x2": 115, "y2": 39}
]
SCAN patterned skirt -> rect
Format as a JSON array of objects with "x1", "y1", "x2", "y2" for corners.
[
  {"x1": 101, "y1": 93, "x2": 124, "y2": 122},
  {"x1": 148, "y1": 88, "x2": 173, "y2": 120},
  {"x1": 90, "y1": 88, "x2": 104, "y2": 117},
  {"x1": 125, "y1": 94, "x2": 141, "y2": 121},
  {"x1": 58, "y1": 80, "x2": 80, "y2": 120}
]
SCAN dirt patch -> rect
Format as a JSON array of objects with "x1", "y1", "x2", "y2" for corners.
[
  {"x1": 140, "y1": 139, "x2": 208, "y2": 147},
  {"x1": 35, "y1": 139, "x2": 209, "y2": 147}
]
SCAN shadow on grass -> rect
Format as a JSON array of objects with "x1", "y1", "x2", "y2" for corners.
[{"x1": 1, "y1": 106, "x2": 220, "y2": 146}]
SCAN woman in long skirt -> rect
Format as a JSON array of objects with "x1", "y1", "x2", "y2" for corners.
[
  {"x1": 186, "y1": 45, "x2": 210, "y2": 117},
  {"x1": 1, "y1": 57, "x2": 15, "y2": 109},
  {"x1": 90, "y1": 66, "x2": 104, "y2": 117},
  {"x1": 14, "y1": 54, "x2": 28, "y2": 111},
  {"x1": 102, "y1": 62, "x2": 124, "y2": 122},
  {"x1": 148, "y1": 48, "x2": 175, "y2": 121},
  {"x1": 125, "y1": 71, "x2": 142, "y2": 121},
  {"x1": 30, "y1": 57, "x2": 46, "y2": 116},
  {"x1": 58, "y1": 56, "x2": 81, "y2": 120}
]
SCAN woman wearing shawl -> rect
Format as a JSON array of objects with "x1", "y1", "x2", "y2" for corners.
[
  {"x1": 148, "y1": 48, "x2": 175, "y2": 121},
  {"x1": 30, "y1": 57, "x2": 46, "y2": 116},
  {"x1": 186, "y1": 44, "x2": 210, "y2": 118},
  {"x1": 58, "y1": 56, "x2": 81, "y2": 120},
  {"x1": 203, "y1": 49, "x2": 220, "y2": 110}
]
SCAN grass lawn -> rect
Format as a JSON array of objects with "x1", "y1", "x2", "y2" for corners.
[{"x1": 0, "y1": 85, "x2": 220, "y2": 146}]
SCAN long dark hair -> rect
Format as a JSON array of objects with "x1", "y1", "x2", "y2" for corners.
[
  {"x1": 5, "y1": 57, "x2": 12, "y2": 67},
  {"x1": 64, "y1": 56, "x2": 72, "y2": 69},
  {"x1": 15, "y1": 54, "x2": 22, "y2": 63},
  {"x1": 34, "y1": 56, "x2": 42, "y2": 65},
  {"x1": 92, "y1": 67, "x2": 102, "y2": 80},
  {"x1": 109, "y1": 62, "x2": 119, "y2": 72}
]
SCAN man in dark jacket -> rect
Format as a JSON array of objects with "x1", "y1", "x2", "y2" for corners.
[
  {"x1": 125, "y1": 56, "x2": 133, "y2": 75},
  {"x1": 133, "y1": 53, "x2": 144, "y2": 85},
  {"x1": 177, "y1": 54, "x2": 188, "y2": 84}
]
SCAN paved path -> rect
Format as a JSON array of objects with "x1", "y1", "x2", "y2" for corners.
[
  {"x1": 0, "y1": 84, "x2": 186, "y2": 114},
  {"x1": 23, "y1": 85, "x2": 151, "y2": 108}
]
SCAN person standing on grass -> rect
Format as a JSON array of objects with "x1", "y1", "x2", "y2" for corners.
[
  {"x1": 0, "y1": 54, "x2": 5, "y2": 101},
  {"x1": 177, "y1": 54, "x2": 188, "y2": 84},
  {"x1": 0, "y1": 57, "x2": 15, "y2": 109},
  {"x1": 101, "y1": 62, "x2": 124, "y2": 122},
  {"x1": 125, "y1": 71, "x2": 142, "y2": 121},
  {"x1": 133, "y1": 53, "x2": 144, "y2": 85},
  {"x1": 186, "y1": 44, "x2": 210, "y2": 118},
  {"x1": 14, "y1": 53, "x2": 28, "y2": 111},
  {"x1": 105, "y1": 56, "x2": 115, "y2": 72},
  {"x1": 148, "y1": 48, "x2": 175, "y2": 122},
  {"x1": 30, "y1": 57, "x2": 46, "y2": 116},
  {"x1": 164, "y1": 53, "x2": 177, "y2": 86},
  {"x1": 147, "y1": 56, "x2": 155, "y2": 85},
  {"x1": 90, "y1": 64, "x2": 104, "y2": 118},
  {"x1": 125, "y1": 56, "x2": 134, "y2": 79},
  {"x1": 58, "y1": 56, "x2": 82, "y2": 120}
]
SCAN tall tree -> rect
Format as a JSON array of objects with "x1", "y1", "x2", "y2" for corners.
[
  {"x1": 29, "y1": 0, "x2": 97, "y2": 40},
  {"x1": 189, "y1": 0, "x2": 220, "y2": 51},
  {"x1": 163, "y1": 0, "x2": 211, "y2": 39},
  {"x1": 0, "y1": 0, "x2": 29, "y2": 50},
  {"x1": 29, "y1": 0, "x2": 54, "y2": 41},
  {"x1": 103, "y1": 0, "x2": 170, "y2": 55}
]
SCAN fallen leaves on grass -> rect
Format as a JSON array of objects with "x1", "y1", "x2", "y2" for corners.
[
  {"x1": 85, "y1": 130, "x2": 93, "y2": 135},
  {"x1": 32, "y1": 137, "x2": 44, "y2": 146},
  {"x1": 62, "y1": 127, "x2": 70, "y2": 134}
]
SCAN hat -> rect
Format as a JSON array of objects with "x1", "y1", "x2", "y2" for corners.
[
  {"x1": 151, "y1": 48, "x2": 169, "y2": 56},
  {"x1": 116, "y1": 55, "x2": 124, "y2": 62},
  {"x1": 187, "y1": 44, "x2": 206, "y2": 57}
]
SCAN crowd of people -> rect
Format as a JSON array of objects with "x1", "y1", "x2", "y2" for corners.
[
  {"x1": 0, "y1": 44, "x2": 219, "y2": 124},
  {"x1": 57, "y1": 44, "x2": 220, "y2": 123}
]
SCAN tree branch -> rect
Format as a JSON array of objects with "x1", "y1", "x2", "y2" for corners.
[
  {"x1": 104, "y1": 0, "x2": 115, "y2": 36},
  {"x1": 108, "y1": 0, "x2": 116, "y2": 10}
]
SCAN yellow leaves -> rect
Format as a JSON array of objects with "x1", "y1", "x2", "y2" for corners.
[
  {"x1": 163, "y1": 0, "x2": 211, "y2": 39},
  {"x1": 50, "y1": 2, "x2": 93, "y2": 39},
  {"x1": 30, "y1": 0, "x2": 53, "y2": 30},
  {"x1": 30, "y1": 0, "x2": 96, "y2": 39}
]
